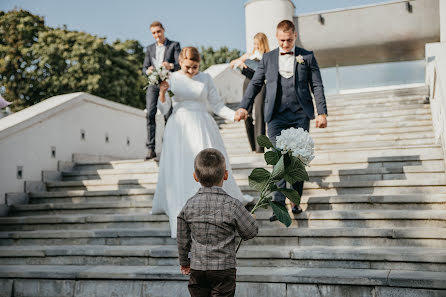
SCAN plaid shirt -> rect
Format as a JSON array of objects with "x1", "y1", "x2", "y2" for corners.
[{"x1": 177, "y1": 186, "x2": 258, "y2": 270}]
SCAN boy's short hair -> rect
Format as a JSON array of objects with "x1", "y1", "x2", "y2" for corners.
[
  {"x1": 277, "y1": 20, "x2": 295, "y2": 33},
  {"x1": 194, "y1": 148, "x2": 226, "y2": 187}
]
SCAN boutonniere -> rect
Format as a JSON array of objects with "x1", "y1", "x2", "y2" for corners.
[{"x1": 296, "y1": 55, "x2": 305, "y2": 64}]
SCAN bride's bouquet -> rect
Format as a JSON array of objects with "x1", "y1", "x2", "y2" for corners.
[
  {"x1": 145, "y1": 66, "x2": 174, "y2": 97},
  {"x1": 237, "y1": 127, "x2": 314, "y2": 252}
]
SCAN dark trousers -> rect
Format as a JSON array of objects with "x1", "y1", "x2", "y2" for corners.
[
  {"x1": 243, "y1": 78, "x2": 266, "y2": 153},
  {"x1": 188, "y1": 268, "x2": 236, "y2": 297},
  {"x1": 145, "y1": 85, "x2": 171, "y2": 150},
  {"x1": 267, "y1": 109, "x2": 310, "y2": 206}
]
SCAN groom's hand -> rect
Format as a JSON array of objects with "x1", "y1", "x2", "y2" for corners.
[
  {"x1": 316, "y1": 114, "x2": 327, "y2": 128},
  {"x1": 236, "y1": 108, "x2": 249, "y2": 120},
  {"x1": 145, "y1": 66, "x2": 154, "y2": 75},
  {"x1": 162, "y1": 62, "x2": 173, "y2": 70}
]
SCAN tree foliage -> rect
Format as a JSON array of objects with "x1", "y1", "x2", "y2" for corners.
[
  {"x1": 199, "y1": 46, "x2": 241, "y2": 71},
  {"x1": 0, "y1": 10, "x2": 146, "y2": 111},
  {"x1": 0, "y1": 10, "x2": 46, "y2": 110}
]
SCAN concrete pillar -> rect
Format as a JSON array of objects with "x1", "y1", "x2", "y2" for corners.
[
  {"x1": 245, "y1": 0, "x2": 295, "y2": 52},
  {"x1": 441, "y1": 0, "x2": 446, "y2": 42}
]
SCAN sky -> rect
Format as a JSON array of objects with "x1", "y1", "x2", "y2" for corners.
[{"x1": 1, "y1": 0, "x2": 389, "y2": 51}]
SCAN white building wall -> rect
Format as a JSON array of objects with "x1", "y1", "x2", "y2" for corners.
[
  {"x1": 0, "y1": 93, "x2": 147, "y2": 204},
  {"x1": 205, "y1": 64, "x2": 245, "y2": 104},
  {"x1": 441, "y1": 0, "x2": 446, "y2": 42},
  {"x1": 245, "y1": 0, "x2": 294, "y2": 53}
]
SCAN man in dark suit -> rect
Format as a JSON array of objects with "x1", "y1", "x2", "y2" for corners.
[
  {"x1": 236, "y1": 20, "x2": 328, "y2": 221},
  {"x1": 142, "y1": 21, "x2": 181, "y2": 160}
]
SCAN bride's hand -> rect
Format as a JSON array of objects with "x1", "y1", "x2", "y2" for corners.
[{"x1": 159, "y1": 80, "x2": 169, "y2": 94}]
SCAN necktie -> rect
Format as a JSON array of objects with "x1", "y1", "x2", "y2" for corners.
[{"x1": 280, "y1": 52, "x2": 294, "y2": 55}]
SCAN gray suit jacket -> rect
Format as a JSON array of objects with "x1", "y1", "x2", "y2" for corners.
[
  {"x1": 240, "y1": 46, "x2": 327, "y2": 122},
  {"x1": 142, "y1": 38, "x2": 181, "y2": 75}
]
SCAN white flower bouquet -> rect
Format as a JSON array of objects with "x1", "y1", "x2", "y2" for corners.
[
  {"x1": 236, "y1": 128, "x2": 314, "y2": 252},
  {"x1": 145, "y1": 66, "x2": 174, "y2": 97}
]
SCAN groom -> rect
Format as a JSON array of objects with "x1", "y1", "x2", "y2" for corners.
[
  {"x1": 237, "y1": 20, "x2": 328, "y2": 222},
  {"x1": 142, "y1": 21, "x2": 181, "y2": 160}
]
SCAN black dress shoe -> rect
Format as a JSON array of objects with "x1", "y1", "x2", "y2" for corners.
[
  {"x1": 292, "y1": 206, "x2": 302, "y2": 214},
  {"x1": 145, "y1": 150, "x2": 156, "y2": 160},
  {"x1": 269, "y1": 214, "x2": 278, "y2": 222}
]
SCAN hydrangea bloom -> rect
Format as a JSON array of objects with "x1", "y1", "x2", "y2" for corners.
[{"x1": 275, "y1": 127, "x2": 314, "y2": 165}]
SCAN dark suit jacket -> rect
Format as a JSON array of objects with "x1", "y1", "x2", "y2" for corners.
[
  {"x1": 240, "y1": 46, "x2": 327, "y2": 122},
  {"x1": 142, "y1": 38, "x2": 181, "y2": 75}
]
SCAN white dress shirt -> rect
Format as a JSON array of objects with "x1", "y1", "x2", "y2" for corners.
[
  {"x1": 278, "y1": 47, "x2": 295, "y2": 79},
  {"x1": 152, "y1": 41, "x2": 166, "y2": 69}
]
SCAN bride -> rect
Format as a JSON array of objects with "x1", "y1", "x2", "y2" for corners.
[{"x1": 152, "y1": 47, "x2": 252, "y2": 238}]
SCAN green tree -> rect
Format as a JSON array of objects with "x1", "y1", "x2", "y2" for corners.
[
  {"x1": 30, "y1": 29, "x2": 146, "y2": 109},
  {"x1": 0, "y1": 10, "x2": 46, "y2": 111},
  {"x1": 0, "y1": 10, "x2": 146, "y2": 111},
  {"x1": 199, "y1": 46, "x2": 241, "y2": 71}
]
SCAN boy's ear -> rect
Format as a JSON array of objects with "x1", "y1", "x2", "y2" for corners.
[
  {"x1": 224, "y1": 170, "x2": 228, "y2": 181},
  {"x1": 193, "y1": 172, "x2": 200, "y2": 182}
]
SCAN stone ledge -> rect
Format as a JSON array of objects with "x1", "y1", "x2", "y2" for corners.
[
  {"x1": 0, "y1": 266, "x2": 445, "y2": 289},
  {"x1": 1, "y1": 245, "x2": 445, "y2": 264}
]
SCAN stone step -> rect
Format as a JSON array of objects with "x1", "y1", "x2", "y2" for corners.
[
  {"x1": 2, "y1": 209, "x2": 445, "y2": 230},
  {"x1": 0, "y1": 213, "x2": 168, "y2": 231},
  {"x1": 26, "y1": 184, "x2": 446, "y2": 209},
  {"x1": 326, "y1": 98, "x2": 427, "y2": 112},
  {"x1": 61, "y1": 159, "x2": 444, "y2": 182},
  {"x1": 0, "y1": 245, "x2": 445, "y2": 272},
  {"x1": 325, "y1": 86, "x2": 428, "y2": 102},
  {"x1": 224, "y1": 131, "x2": 435, "y2": 147},
  {"x1": 8, "y1": 201, "x2": 154, "y2": 216},
  {"x1": 227, "y1": 139, "x2": 436, "y2": 154},
  {"x1": 301, "y1": 194, "x2": 446, "y2": 211},
  {"x1": 219, "y1": 113, "x2": 433, "y2": 132},
  {"x1": 229, "y1": 145, "x2": 444, "y2": 165},
  {"x1": 238, "y1": 100, "x2": 426, "y2": 117},
  {"x1": 310, "y1": 102, "x2": 430, "y2": 117},
  {"x1": 1, "y1": 265, "x2": 445, "y2": 296},
  {"x1": 45, "y1": 173, "x2": 446, "y2": 192},
  {"x1": 221, "y1": 124, "x2": 434, "y2": 140},
  {"x1": 69, "y1": 145, "x2": 443, "y2": 171},
  {"x1": 325, "y1": 95, "x2": 427, "y2": 109},
  {"x1": 1, "y1": 227, "x2": 445, "y2": 248},
  {"x1": 219, "y1": 118, "x2": 434, "y2": 133}
]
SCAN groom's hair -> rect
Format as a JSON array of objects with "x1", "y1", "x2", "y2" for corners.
[
  {"x1": 150, "y1": 21, "x2": 164, "y2": 30},
  {"x1": 277, "y1": 20, "x2": 295, "y2": 33},
  {"x1": 194, "y1": 148, "x2": 226, "y2": 187}
]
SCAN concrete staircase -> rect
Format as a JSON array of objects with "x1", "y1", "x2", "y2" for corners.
[{"x1": 1, "y1": 86, "x2": 446, "y2": 297}]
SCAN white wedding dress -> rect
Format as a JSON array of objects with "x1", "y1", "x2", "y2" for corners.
[{"x1": 152, "y1": 71, "x2": 252, "y2": 238}]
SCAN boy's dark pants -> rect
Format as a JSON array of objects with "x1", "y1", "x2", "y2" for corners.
[{"x1": 188, "y1": 268, "x2": 236, "y2": 297}]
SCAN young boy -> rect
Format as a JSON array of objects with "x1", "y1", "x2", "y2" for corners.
[{"x1": 177, "y1": 148, "x2": 259, "y2": 297}]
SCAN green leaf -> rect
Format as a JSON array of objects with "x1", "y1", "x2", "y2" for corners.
[
  {"x1": 264, "y1": 151, "x2": 280, "y2": 165},
  {"x1": 248, "y1": 168, "x2": 271, "y2": 192},
  {"x1": 257, "y1": 135, "x2": 273, "y2": 149},
  {"x1": 277, "y1": 188, "x2": 301, "y2": 206},
  {"x1": 269, "y1": 201, "x2": 292, "y2": 227},
  {"x1": 269, "y1": 183, "x2": 279, "y2": 193},
  {"x1": 271, "y1": 155, "x2": 285, "y2": 181},
  {"x1": 284, "y1": 156, "x2": 309, "y2": 184},
  {"x1": 284, "y1": 167, "x2": 309, "y2": 184},
  {"x1": 291, "y1": 156, "x2": 306, "y2": 170}
]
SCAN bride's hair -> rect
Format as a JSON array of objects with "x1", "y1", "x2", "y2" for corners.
[
  {"x1": 179, "y1": 47, "x2": 201, "y2": 63},
  {"x1": 253, "y1": 33, "x2": 270, "y2": 54}
]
